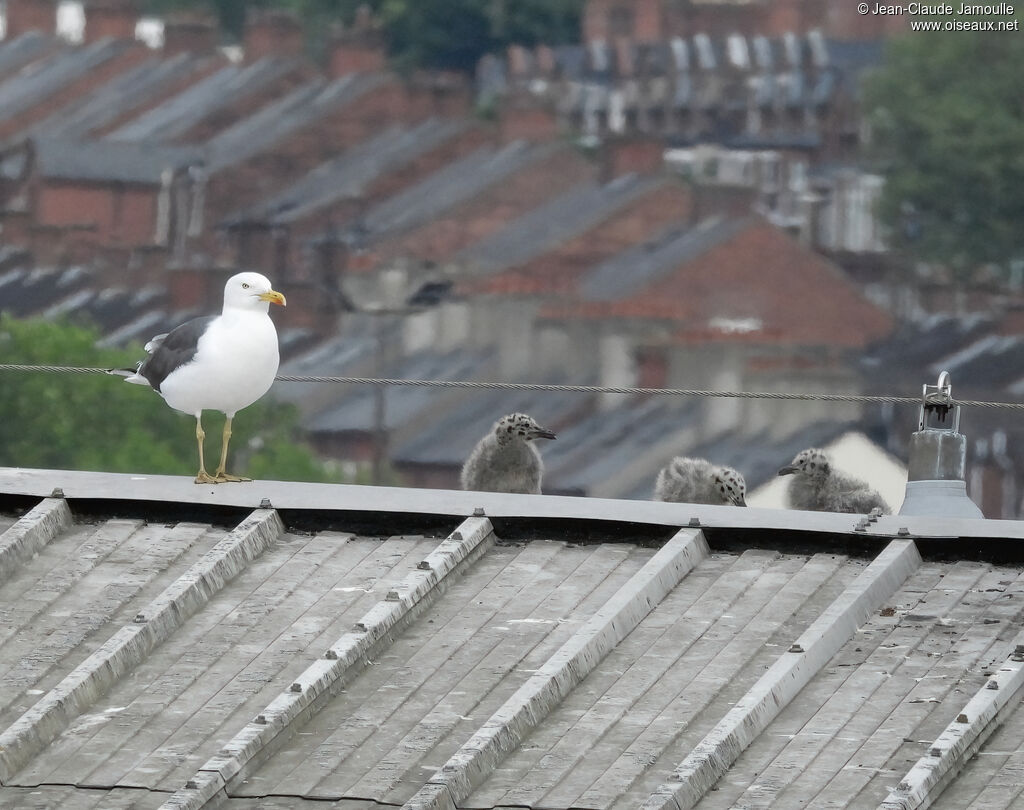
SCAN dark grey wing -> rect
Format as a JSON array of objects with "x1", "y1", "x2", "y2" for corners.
[{"x1": 138, "y1": 315, "x2": 216, "y2": 392}]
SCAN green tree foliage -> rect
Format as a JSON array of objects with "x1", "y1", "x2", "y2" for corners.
[
  {"x1": 141, "y1": 0, "x2": 584, "y2": 72},
  {"x1": 864, "y1": 23, "x2": 1024, "y2": 276},
  {"x1": 0, "y1": 315, "x2": 336, "y2": 482}
]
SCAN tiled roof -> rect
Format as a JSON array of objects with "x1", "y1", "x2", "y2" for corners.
[
  {"x1": 358, "y1": 140, "x2": 549, "y2": 243},
  {"x1": 547, "y1": 217, "x2": 894, "y2": 350},
  {"x1": 0, "y1": 38, "x2": 128, "y2": 123},
  {"x1": 455, "y1": 172, "x2": 666, "y2": 277},
  {"x1": 0, "y1": 32, "x2": 53, "y2": 78},
  {"x1": 22, "y1": 52, "x2": 203, "y2": 140},
  {"x1": 205, "y1": 72, "x2": 390, "y2": 172},
  {"x1": 224, "y1": 117, "x2": 471, "y2": 226},
  {"x1": 28, "y1": 135, "x2": 202, "y2": 184},
  {"x1": 104, "y1": 57, "x2": 295, "y2": 143},
  {"x1": 0, "y1": 470, "x2": 1022, "y2": 810},
  {"x1": 306, "y1": 348, "x2": 494, "y2": 435}
]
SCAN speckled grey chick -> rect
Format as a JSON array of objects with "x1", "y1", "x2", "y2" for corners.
[
  {"x1": 460, "y1": 413, "x2": 557, "y2": 494},
  {"x1": 654, "y1": 457, "x2": 747, "y2": 506},
  {"x1": 778, "y1": 448, "x2": 890, "y2": 514}
]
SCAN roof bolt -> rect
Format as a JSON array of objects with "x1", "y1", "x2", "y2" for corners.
[
  {"x1": 473, "y1": 507, "x2": 485, "y2": 517},
  {"x1": 956, "y1": 713, "x2": 969, "y2": 723},
  {"x1": 133, "y1": 614, "x2": 147, "y2": 623},
  {"x1": 788, "y1": 643, "x2": 804, "y2": 653},
  {"x1": 260, "y1": 498, "x2": 272, "y2": 509},
  {"x1": 185, "y1": 780, "x2": 199, "y2": 790},
  {"x1": 854, "y1": 519, "x2": 869, "y2": 532},
  {"x1": 1014, "y1": 645, "x2": 1024, "y2": 657},
  {"x1": 290, "y1": 682, "x2": 303, "y2": 693},
  {"x1": 354, "y1": 621, "x2": 368, "y2": 632},
  {"x1": 450, "y1": 531, "x2": 464, "y2": 543},
  {"x1": 897, "y1": 527, "x2": 911, "y2": 537},
  {"x1": 688, "y1": 517, "x2": 701, "y2": 528},
  {"x1": 254, "y1": 714, "x2": 267, "y2": 725},
  {"x1": 417, "y1": 560, "x2": 433, "y2": 570},
  {"x1": 897, "y1": 781, "x2": 911, "y2": 792},
  {"x1": 987, "y1": 680, "x2": 999, "y2": 690},
  {"x1": 929, "y1": 747, "x2": 942, "y2": 757},
  {"x1": 385, "y1": 590, "x2": 401, "y2": 602},
  {"x1": 50, "y1": 487, "x2": 65, "y2": 499},
  {"x1": 325, "y1": 649, "x2": 338, "y2": 660}
]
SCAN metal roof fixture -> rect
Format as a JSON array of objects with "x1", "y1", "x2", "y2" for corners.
[{"x1": 898, "y1": 371, "x2": 984, "y2": 518}]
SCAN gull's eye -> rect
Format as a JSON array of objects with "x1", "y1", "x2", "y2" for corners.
[{"x1": 242, "y1": 283, "x2": 250, "y2": 289}]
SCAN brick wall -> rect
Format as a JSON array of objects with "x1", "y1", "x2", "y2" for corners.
[
  {"x1": 84, "y1": 0, "x2": 137, "y2": 43},
  {"x1": 36, "y1": 181, "x2": 157, "y2": 245},
  {"x1": 5, "y1": 0, "x2": 55, "y2": 38},
  {"x1": 243, "y1": 9, "x2": 304, "y2": 62}
]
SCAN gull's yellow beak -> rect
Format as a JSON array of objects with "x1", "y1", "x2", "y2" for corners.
[{"x1": 259, "y1": 290, "x2": 287, "y2": 306}]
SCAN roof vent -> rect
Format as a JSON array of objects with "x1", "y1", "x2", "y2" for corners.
[{"x1": 898, "y1": 372, "x2": 983, "y2": 518}]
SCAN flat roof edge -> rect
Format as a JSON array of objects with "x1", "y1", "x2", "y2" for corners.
[{"x1": 0, "y1": 467, "x2": 1021, "y2": 543}]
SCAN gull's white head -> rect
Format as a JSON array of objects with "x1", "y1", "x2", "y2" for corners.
[{"x1": 223, "y1": 272, "x2": 286, "y2": 313}]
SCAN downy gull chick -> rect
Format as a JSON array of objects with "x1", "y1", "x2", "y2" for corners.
[
  {"x1": 778, "y1": 448, "x2": 890, "y2": 514},
  {"x1": 460, "y1": 413, "x2": 556, "y2": 494},
  {"x1": 654, "y1": 457, "x2": 747, "y2": 506}
]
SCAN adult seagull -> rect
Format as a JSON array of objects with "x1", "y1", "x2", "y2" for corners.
[{"x1": 118, "y1": 272, "x2": 286, "y2": 483}]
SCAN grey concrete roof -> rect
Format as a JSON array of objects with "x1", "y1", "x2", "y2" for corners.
[{"x1": 1, "y1": 468, "x2": 1024, "y2": 810}]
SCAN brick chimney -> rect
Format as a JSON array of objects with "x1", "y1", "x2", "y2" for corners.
[
  {"x1": 601, "y1": 134, "x2": 664, "y2": 180},
  {"x1": 84, "y1": 0, "x2": 137, "y2": 42},
  {"x1": 327, "y1": 5, "x2": 385, "y2": 78},
  {"x1": 5, "y1": 0, "x2": 56, "y2": 38},
  {"x1": 584, "y1": 0, "x2": 665, "y2": 44},
  {"x1": 499, "y1": 93, "x2": 558, "y2": 143},
  {"x1": 162, "y1": 10, "x2": 218, "y2": 55},
  {"x1": 243, "y1": 8, "x2": 303, "y2": 62}
]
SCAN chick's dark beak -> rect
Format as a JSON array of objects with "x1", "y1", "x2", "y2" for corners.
[
  {"x1": 734, "y1": 495, "x2": 747, "y2": 507},
  {"x1": 533, "y1": 428, "x2": 557, "y2": 441},
  {"x1": 778, "y1": 465, "x2": 797, "y2": 476}
]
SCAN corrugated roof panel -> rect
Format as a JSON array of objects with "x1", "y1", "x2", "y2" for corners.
[
  {"x1": 2, "y1": 479, "x2": 1024, "y2": 809},
  {"x1": 232, "y1": 538, "x2": 657, "y2": 802}
]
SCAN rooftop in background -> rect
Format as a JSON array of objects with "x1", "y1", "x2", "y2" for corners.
[{"x1": 0, "y1": 466, "x2": 1022, "y2": 810}]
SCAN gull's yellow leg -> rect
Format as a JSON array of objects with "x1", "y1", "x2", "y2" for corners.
[
  {"x1": 194, "y1": 413, "x2": 217, "y2": 484},
  {"x1": 214, "y1": 415, "x2": 251, "y2": 482}
]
